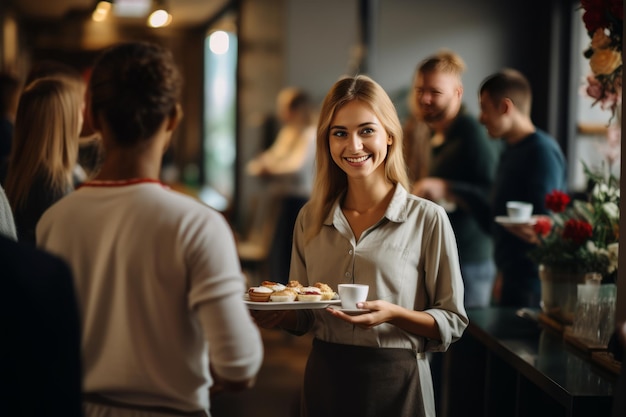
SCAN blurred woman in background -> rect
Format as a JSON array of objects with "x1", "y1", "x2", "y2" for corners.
[
  {"x1": 4, "y1": 76, "x2": 83, "y2": 244},
  {"x1": 246, "y1": 87, "x2": 318, "y2": 282}
]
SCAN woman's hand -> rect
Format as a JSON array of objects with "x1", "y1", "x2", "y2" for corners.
[
  {"x1": 327, "y1": 300, "x2": 441, "y2": 339},
  {"x1": 326, "y1": 300, "x2": 396, "y2": 329}
]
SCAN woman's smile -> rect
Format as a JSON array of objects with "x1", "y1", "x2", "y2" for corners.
[
  {"x1": 345, "y1": 154, "x2": 372, "y2": 164},
  {"x1": 329, "y1": 100, "x2": 391, "y2": 180}
]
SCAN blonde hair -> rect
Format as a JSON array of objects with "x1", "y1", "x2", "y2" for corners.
[
  {"x1": 305, "y1": 74, "x2": 409, "y2": 241},
  {"x1": 417, "y1": 49, "x2": 466, "y2": 82},
  {"x1": 5, "y1": 77, "x2": 82, "y2": 210}
]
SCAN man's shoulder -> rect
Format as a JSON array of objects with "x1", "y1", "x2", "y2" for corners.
[
  {"x1": 0, "y1": 235, "x2": 71, "y2": 284},
  {"x1": 524, "y1": 129, "x2": 563, "y2": 152}
]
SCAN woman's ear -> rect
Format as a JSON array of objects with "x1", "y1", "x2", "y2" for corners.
[{"x1": 166, "y1": 103, "x2": 183, "y2": 131}]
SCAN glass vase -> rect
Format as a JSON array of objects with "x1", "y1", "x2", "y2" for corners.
[{"x1": 538, "y1": 264, "x2": 587, "y2": 325}]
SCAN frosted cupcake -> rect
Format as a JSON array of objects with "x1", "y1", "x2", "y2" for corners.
[{"x1": 248, "y1": 286, "x2": 273, "y2": 302}]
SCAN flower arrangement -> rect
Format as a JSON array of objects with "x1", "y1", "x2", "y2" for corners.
[
  {"x1": 581, "y1": 0, "x2": 623, "y2": 120},
  {"x1": 529, "y1": 163, "x2": 620, "y2": 283}
]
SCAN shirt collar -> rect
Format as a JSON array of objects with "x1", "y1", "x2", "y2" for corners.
[{"x1": 323, "y1": 183, "x2": 409, "y2": 226}]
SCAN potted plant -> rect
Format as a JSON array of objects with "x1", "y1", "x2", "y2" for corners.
[{"x1": 529, "y1": 163, "x2": 619, "y2": 324}]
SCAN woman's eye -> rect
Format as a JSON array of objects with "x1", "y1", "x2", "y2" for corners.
[
  {"x1": 362, "y1": 127, "x2": 374, "y2": 135},
  {"x1": 332, "y1": 130, "x2": 347, "y2": 137}
]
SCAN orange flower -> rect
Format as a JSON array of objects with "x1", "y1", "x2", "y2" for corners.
[
  {"x1": 590, "y1": 49, "x2": 622, "y2": 75},
  {"x1": 581, "y1": 0, "x2": 622, "y2": 121},
  {"x1": 590, "y1": 28, "x2": 611, "y2": 50}
]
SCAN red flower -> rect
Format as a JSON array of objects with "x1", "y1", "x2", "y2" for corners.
[
  {"x1": 533, "y1": 217, "x2": 552, "y2": 237},
  {"x1": 545, "y1": 190, "x2": 571, "y2": 213},
  {"x1": 583, "y1": 8, "x2": 609, "y2": 34},
  {"x1": 562, "y1": 219, "x2": 593, "y2": 245}
]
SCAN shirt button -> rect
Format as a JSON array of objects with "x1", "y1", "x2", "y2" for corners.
[
  {"x1": 348, "y1": 249, "x2": 353, "y2": 255},
  {"x1": 345, "y1": 272, "x2": 351, "y2": 278}
]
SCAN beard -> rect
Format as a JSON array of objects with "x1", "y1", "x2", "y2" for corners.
[{"x1": 420, "y1": 104, "x2": 448, "y2": 124}]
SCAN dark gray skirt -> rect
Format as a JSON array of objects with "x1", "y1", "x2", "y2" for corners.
[{"x1": 301, "y1": 338, "x2": 433, "y2": 417}]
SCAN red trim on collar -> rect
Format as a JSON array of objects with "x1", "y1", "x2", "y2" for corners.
[{"x1": 78, "y1": 178, "x2": 167, "y2": 189}]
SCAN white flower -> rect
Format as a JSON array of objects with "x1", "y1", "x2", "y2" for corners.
[
  {"x1": 602, "y1": 202, "x2": 620, "y2": 220},
  {"x1": 592, "y1": 183, "x2": 609, "y2": 200},
  {"x1": 607, "y1": 242, "x2": 619, "y2": 273},
  {"x1": 586, "y1": 241, "x2": 604, "y2": 255}
]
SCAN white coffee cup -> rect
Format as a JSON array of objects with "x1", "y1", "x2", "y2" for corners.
[
  {"x1": 506, "y1": 201, "x2": 533, "y2": 221},
  {"x1": 338, "y1": 284, "x2": 369, "y2": 309}
]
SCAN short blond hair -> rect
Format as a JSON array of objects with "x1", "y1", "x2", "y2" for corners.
[{"x1": 417, "y1": 49, "x2": 466, "y2": 80}]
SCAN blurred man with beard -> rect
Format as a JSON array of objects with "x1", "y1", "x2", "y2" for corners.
[
  {"x1": 410, "y1": 49, "x2": 501, "y2": 416},
  {"x1": 411, "y1": 50, "x2": 500, "y2": 309}
]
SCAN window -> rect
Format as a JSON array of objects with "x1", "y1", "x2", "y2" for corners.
[{"x1": 201, "y1": 27, "x2": 238, "y2": 211}]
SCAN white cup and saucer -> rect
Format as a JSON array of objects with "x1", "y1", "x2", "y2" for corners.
[
  {"x1": 329, "y1": 284, "x2": 370, "y2": 315},
  {"x1": 495, "y1": 201, "x2": 536, "y2": 226}
]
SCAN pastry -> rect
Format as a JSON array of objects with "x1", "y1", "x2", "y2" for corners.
[
  {"x1": 284, "y1": 287, "x2": 299, "y2": 296},
  {"x1": 297, "y1": 286, "x2": 322, "y2": 302},
  {"x1": 270, "y1": 289, "x2": 296, "y2": 303},
  {"x1": 248, "y1": 286, "x2": 273, "y2": 302},
  {"x1": 286, "y1": 280, "x2": 303, "y2": 293},
  {"x1": 314, "y1": 282, "x2": 335, "y2": 300},
  {"x1": 261, "y1": 281, "x2": 286, "y2": 292}
]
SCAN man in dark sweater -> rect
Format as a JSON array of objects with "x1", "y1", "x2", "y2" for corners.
[
  {"x1": 479, "y1": 69, "x2": 567, "y2": 308},
  {"x1": 412, "y1": 50, "x2": 501, "y2": 308}
]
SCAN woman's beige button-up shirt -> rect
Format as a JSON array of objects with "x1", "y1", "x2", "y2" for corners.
[{"x1": 290, "y1": 184, "x2": 468, "y2": 354}]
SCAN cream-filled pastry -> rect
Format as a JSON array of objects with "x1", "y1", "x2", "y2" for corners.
[
  {"x1": 314, "y1": 282, "x2": 336, "y2": 300},
  {"x1": 270, "y1": 289, "x2": 297, "y2": 302},
  {"x1": 297, "y1": 286, "x2": 322, "y2": 302},
  {"x1": 248, "y1": 286, "x2": 273, "y2": 302}
]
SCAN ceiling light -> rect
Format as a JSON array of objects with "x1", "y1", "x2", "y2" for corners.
[
  {"x1": 92, "y1": 0, "x2": 113, "y2": 22},
  {"x1": 147, "y1": 0, "x2": 172, "y2": 28},
  {"x1": 209, "y1": 31, "x2": 230, "y2": 55},
  {"x1": 114, "y1": 0, "x2": 151, "y2": 18}
]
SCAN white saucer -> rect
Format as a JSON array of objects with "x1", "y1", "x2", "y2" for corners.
[
  {"x1": 328, "y1": 305, "x2": 371, "y2": 315},
  {"x1": 495, "y1": 215, "x2": 537, "y2": 226}
]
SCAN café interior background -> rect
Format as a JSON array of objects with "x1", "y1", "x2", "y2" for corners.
[{"x1": 1, "y1": 0, "x2": 624, "y2": 320}]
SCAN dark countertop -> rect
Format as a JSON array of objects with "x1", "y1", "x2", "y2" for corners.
[{"x1": 465, "y1": 307, "x2": 616, "y2": 411}]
